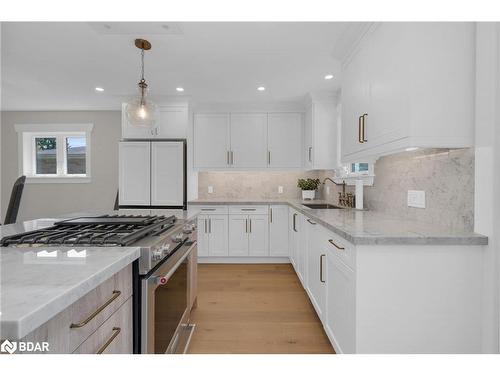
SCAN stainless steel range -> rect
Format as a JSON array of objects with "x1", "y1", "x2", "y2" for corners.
[{"x1": 1, "y1": 214, "x2": 198, "y2": 354}]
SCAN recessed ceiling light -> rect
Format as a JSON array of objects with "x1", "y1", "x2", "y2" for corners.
[
  {"x1": 176, "y1": 87, "x2": 184, "y2": 92},
  {"x1": 324, "y1": 74, "x2": 334, "y2": 80},
  {"x1": 405, "y1": 147, "x2": 419, "y2": 152},
  {"x1": 257, "y1": 86, "x2": 266, "y2": 91},
  {"x1": 95, "y1": 87, "x2": 104, "y2": 92}
]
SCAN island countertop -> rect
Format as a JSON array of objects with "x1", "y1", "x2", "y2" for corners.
[
  {"x1": 0, "y1": 246, "x2": 140, "y2": 340},
  {"x1": 188, "y1": 199, "x2": 488, "y2": 246}
]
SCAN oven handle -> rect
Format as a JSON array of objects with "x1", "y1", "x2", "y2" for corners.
[{"x1": 150, "y1": 241, "x2": 196, "y2": 286}]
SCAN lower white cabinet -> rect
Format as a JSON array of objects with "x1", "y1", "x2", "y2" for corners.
[
  {"x1": 305, "y1": 218, "x2": 327, "y2": 320},
  {"x1": 289, "y1": 209, "x2": 298, "y2": 268},
  {"x1": 269, "y1": 205, "x2": 289, "y2": 256},
  {"x1": 228, "y1": 214, "x2": 269, "y2": 256},
  {"x1": 197, "y1": 214, "x2": 228, "y2": 256},
  {"x1": 325, "y1": 253, "x2": 355, "y2": 354}
]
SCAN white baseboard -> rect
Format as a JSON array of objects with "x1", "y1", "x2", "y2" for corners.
[{"x1": 198, "y1": 256, "x2": 291, "y2": 264}]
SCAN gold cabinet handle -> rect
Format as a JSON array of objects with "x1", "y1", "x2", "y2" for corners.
[
  {"x1": 269, "y1": 208, "x2": 273, "y2": 223},
  {"x1": 245, "y1": 218, "x2": 248, "y2": 233},
  {"x1": 358, "y1": 115, "x2": 363, "y2": 143},
  {"x1": 96, "y1": 327, "x2": 121, "y2": 354},
  {"x1": 70, "y1": 290, "x2": 121, "y2": 328},
  {"x1": 362, "y1": 113, "x2": 368, "y2": 143},
  {"x1": 328, "y1": 239, "x2": 345, "y2": 250},
  {"x1": 227, "y1": 150, "x2": 230, "y2": 165},
  {"x1": 268, "y1": 150, "x2": 271, "y2": 165},
  {"x1": 293, "y1": 213, "x2": 297, "y2": 232}
]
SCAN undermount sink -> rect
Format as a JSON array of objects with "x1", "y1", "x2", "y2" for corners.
[{"x1": 302, "y1": 203, "x2": 344, "y2": 209}]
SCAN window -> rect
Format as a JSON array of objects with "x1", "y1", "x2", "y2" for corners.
[
  {"x1": 350, "y1": 162, "x2": 369, "y2": 174},
  {"x1": 15, "y1": 124, "x2": 93, "y2": 183}
]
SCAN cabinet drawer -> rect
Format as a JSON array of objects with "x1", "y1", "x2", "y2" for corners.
[
  {"x1": 22, "y1": 264, "x2": 132, "y2": 353},
  {"x1": 73, "y1": 297, "x2": 132, "y2": 354},
  {"x1": 197, "y1": 206, "x2": 229, "y2": 215},
  {"x1": 324, "y1": 232, "x2": 355, "y2": 269},
  {"x1": 228, "y1": 205, "x2": 268, "y2": 215}
]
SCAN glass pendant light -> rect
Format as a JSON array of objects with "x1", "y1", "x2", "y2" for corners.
[{"x1": 125, "y1": 39, "x2": 158, "y2": 128}]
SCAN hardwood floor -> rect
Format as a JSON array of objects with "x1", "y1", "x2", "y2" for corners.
[{"x1": 188, "y1": 264, "x2": 335, "y2": 354}]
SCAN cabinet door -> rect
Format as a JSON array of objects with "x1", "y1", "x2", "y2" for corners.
[
  {"x1": 267, "y1": 113, "x2": 302, "y2": 168},
  {"x1": 269, "y1": 205, "x2": 289, "y2": 256},
  {"x1": 197, "y1": 215, "x2": 209, "y2": 256},
  {"x1": 248, "y1": 215, "x2": 269, "y2": 256},
  {"x1": 151, "y1": 142, "x2": 184, "y2": 206},
  {"x1": 119, "y1": 141, "x2": 150, "y2": 206},
  {"x1": 325, "y1": 254, "x2": 355, "y2": 353},
  {"x1": 194, "y1": 113, "x2": 230, "y2": 168},
  {"x1": 228, "y1": 215, "x2": 249, "y2": 256},
  {"x1": 289, "y1": 210, "x2": 297, "y2": 267},
  {"x1": 312, "y1": 101, "x2": 338, "y2": 169},
  {"x1": 157, "y1": 106, "x2": 188, "y2": 139},
  {"x1": 306, "y1": 219, "x2": 326, "y2": 319},
  {"x1": 230, "y1": 113, "x2": 268, "y2": 168},
  {"x1": 208, "y1": 215, "x2": 228, "y2": 256},
  {"x1": 304, "y1": 103, "x2": 313, "y2": 169},
  {"x1": 297, "y1": 214, "x2": 307, "y2": 283},
  {"x1": 121, "y1": 103, "x2": 156, "y2": 139}
]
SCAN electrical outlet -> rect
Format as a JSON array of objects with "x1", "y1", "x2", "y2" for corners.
[
  {"x1": 407, "y1": 190, "x2": 425, "y2": 208},
  {"x1": 278, "y1": 186, "x2": 284, "y2": 194},
  {"x1": 208, "y1": 186, "x2": 214, "y2": 194},
  {"x1": 326, "y1": 186, "x2": 330, "y2": 195}
]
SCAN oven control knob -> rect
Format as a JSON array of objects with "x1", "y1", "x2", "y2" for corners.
[
  {"x1": 172, "y1": 233, "x2": 184, "y2": 243},
  {"x1": 183, "y1": 224, "x2": 194, "y2": 233},
  {"x1": 151, "y1": 249, "x2": 163, "y2": 261},
  {"x1": 160, "y1": 244, "x2": 171, "y2": 254}
]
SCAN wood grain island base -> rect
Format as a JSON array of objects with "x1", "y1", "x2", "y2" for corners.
[{"x1": 187, "y1": 264, "x2": 334, "y2": 354}]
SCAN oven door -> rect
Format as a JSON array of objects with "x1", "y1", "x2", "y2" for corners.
[{"x1": 141, "y1": 242, "x2": 195, "y2": 354}]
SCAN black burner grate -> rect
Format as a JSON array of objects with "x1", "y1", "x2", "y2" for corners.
[{"x1": 1, "y1": 214, "x2": 177, "y2": 247}]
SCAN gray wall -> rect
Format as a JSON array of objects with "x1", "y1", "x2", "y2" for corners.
[{"x1": 1, "y1": 111, "x2": 121, "y2": 221}]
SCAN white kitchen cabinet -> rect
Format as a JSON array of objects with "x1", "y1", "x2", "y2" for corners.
[
  {"x1": 228, "y1": 214, "x2": 249, "y2": 256},
  {"x1": 297, "y1": 214, "x2": 308, "y2": 284},
  {"x1": 267, "y1": 113, "x2": 302, "y2": 168},
  {"x1": 269, "y1": 205, "x2": 289, "y2": 256},
  {"x1": 304, "y1": 95, "x2": 339, "y2": 170},
  {"x1": 119, "y1": 141, "x2": 151, "y2": 206},
  {"x1": 289, "y1": 209, "x2": 298, "y2": 268},
  {"x1": 119, "y1": 141, "x2": 184, "y2": 207},
  {"x1": 121, "y1": 104, "x2": 188, "y2": 139},
  {"x1": 230, "y1": 113, "x2": 268, "y2": 168},
  {"x1": 325, "y1": 252, "x2": 355, "y2": 354},
  {"x1": 341, "y1": 23, "x2": 475, "y2": 162},
  {"x1": 193, "y1": 113, "x2": 230, "y2": 168},
  {"x1": 197, "y1": 214, "x2": 229, "y2": 256},
  {"x1": 305, "y1": 217, "x2": 327, "y2": 320},
  {"x1": 227, "y1": 213, "x2": 269, "y2": 256},
  {"x1": 151, "y1": 142, "x2": 184, "y2": 206}
]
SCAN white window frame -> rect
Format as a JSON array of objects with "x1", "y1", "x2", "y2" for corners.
[
  {"x1": 333, "y1": 162, "x2": 375, "y2": 186},
  {"x1": 15, "y1": 124, "x2": 93, "y2": 183}
]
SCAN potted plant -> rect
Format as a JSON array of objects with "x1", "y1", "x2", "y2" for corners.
[{"x1": 297, "y1": 178, "x2": 320, "y2": 200}]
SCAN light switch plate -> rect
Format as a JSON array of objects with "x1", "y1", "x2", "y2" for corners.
[
  {"x1": 208, "y1": 186, "x2": 214, "y2": 194},
  {"x1": 407, "y1": 190, "x2": 425, "y2": 208},
  {"x1": 278, "y1": 186, "x2": 284, "y2": 194}
]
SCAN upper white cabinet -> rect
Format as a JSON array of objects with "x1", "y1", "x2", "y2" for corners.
[
  {"x1": 122, "y1": 104, "x2": 188, "y2": 139},
  {"x1": 119, "y1": 141, "x2": 185, "y2": 207},
  {"x1": 304, "y1": 95, "x2": 339, "y2": 170},
  {"x1": 268, "y1": 113, "x2": 303, "y2": 168},
  {"x1": 119, "y1": 141, "x2": 151, "y2": 206},
  {"x1": 193, "y1": 112, "x2": 303, "y2": 169},
  {"x1": 230, "y1": 113, "x2": 268, "y2": 168},
  {"x1": 193, "y1": 113, "x2": 230, "y2": 168},
  {"x1": 341, "y1": 22, "x2": 475, "y2": 162}
]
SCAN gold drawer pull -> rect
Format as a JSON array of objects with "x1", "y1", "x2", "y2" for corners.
[
  {"x1": 96, "y1": 327, "x2": 121, "y2": 354},
  {"x1": 70, "y1": 290, "x2": 121, "y2": 328},
  {"x1": 328, "y1": 239, "x2": 345, "y2": 250}
]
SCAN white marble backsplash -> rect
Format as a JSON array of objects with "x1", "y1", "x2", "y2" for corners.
[
  {"x1": 197, "y1": 148, "x2": 474, "y2": 232},
  {"x1": 319, "y1": 148, "x2": 475, "y2": 232}
]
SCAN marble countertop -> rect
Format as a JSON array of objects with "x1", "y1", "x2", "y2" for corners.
[
  {"x1": 0, "y1": 246, "x2": 140, "y2": 339},
  {"x1": 188, "y1": 199, "x2": 488, "y2": 246}
]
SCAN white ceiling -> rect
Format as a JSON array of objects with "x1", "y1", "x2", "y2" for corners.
[{"x1": 1, "y1": 22, "x2": 365, "y2": 111}]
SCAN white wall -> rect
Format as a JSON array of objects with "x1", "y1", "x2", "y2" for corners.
[{"x1": 474, "y1": 22, "x2": 500, "y2": 353}]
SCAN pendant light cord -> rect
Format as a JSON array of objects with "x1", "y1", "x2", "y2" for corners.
[{"x1": 140, "y1": 48, "x2": 145, "y2": 82}]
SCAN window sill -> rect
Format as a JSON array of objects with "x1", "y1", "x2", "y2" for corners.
[{"x1": 25, "y1": 176, "x2": 91, "y2": 184}]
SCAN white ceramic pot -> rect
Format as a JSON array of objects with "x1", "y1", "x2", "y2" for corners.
[{"x1": 302, "y1": 190, "x2": 316, "y2": 200}]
